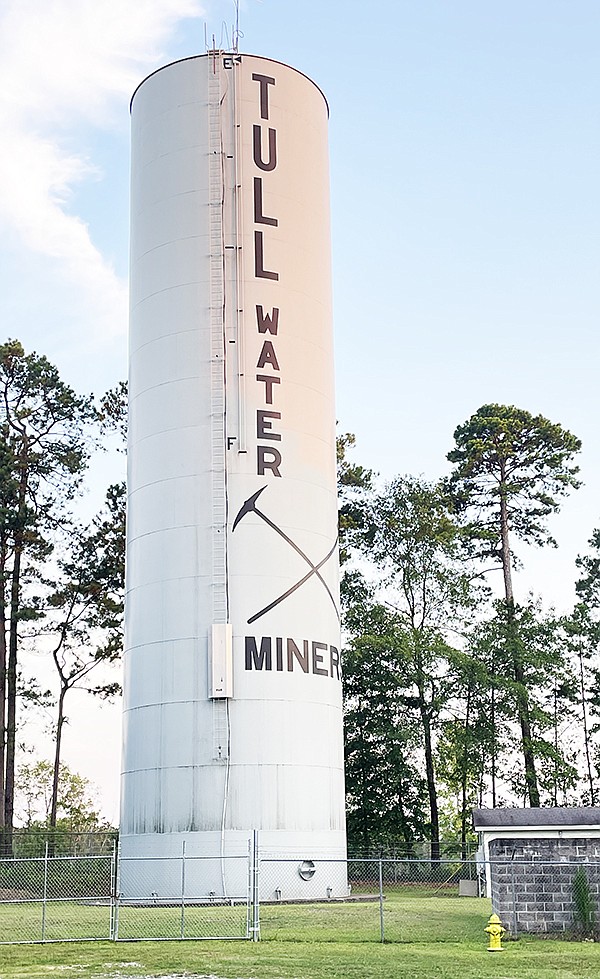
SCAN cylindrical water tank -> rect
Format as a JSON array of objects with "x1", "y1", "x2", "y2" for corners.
[{"x1": 121, "y1": 51, "x2": 346, "y2": 901}]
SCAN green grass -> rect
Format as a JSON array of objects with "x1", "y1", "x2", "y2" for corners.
[
  {"x1": 0, "y1": 901, "x2": 112, "y2": 943},
  {"x1": 259, "y1": 893, "x2": 487, "y2": 943},
  {"x1": 116, "y1": 903, "x2": 249, "y2": 941},
  {"x1": 0, "y1": 893, "x2": 480, "y2": 945},
  {"x1": 1, "y1": 935, "x2": 600, "y2": 979},
  {"x1": 0, "y1": 900, "x2": 249, "y2": 944},
  {"x1": 0, "y1": 893, "x2": 599, "y2": 979}
]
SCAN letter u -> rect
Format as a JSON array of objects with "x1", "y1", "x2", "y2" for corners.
[{"x1": 253, "y1": 125, "x2": 277, "y2": 171}]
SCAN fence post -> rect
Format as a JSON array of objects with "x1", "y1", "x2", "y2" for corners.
[
  {"x1": 252, "y1": 829, "x2": 260, "y2": 942},
  {"x1": 379, "y1": 858, "x2": 385, "y2": 943},
  {"x1": 109, "y1": 840, "x2": 117, "y2": 940},
  {"x1": 247, "y1": 837, "x2": 252, "y2": 938},
  {"x1": 41, "y1": 842, "x2": 48, "y2": 943},
  {"x1": 114, "y1": 838, "x2": 121, "y2": 941},
  {"x1": 180, "y1": 840, "x2": 187, "y2": 939},
  {"x1": 510, "y1": 858, "x2": 518, "y2": 939}
]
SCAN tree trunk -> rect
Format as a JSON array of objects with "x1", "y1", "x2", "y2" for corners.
[
  {"x1": 490, "y1": 679, "x2": 497, "y2": 808},
  {"x1": 499, "y1": 464, "x2": 515, "y2": 605},
  {"x1": 499, "y1": 465, "x2": 540, "y2": 808},
  {"x1": 48, "y1": 686, "x2": 67, "y2": 858},
  {"x1": 579, "y1": 647, "x2": 596, "y2": 806},
  {"x1": 4, "y1": 465, "x2": 28, "y2": 854},
  {"x1": 0, "y1": 555, "x2": 6, "y2": 854},
  {"x1": 509, "y1": 619, "x2": 540, "y2": 807},
  {"x1": 553, "y1": 685, "x2": 559, "y2": 807},
  {"x1": 396, "y1": 783, "x2": 411, "y2": 845},
  {"x1": 4, "y1": 544, "x2": 21, "y2": 854},
  {"x1": 460, "y1": 681, "x2": 472, "y2": 861},
  {"x1": 358, "y1": 718, "x2": 369, "y2": 854},
  {"x1": 418, "y1": 695, "x2": 440, "y2": 861}
]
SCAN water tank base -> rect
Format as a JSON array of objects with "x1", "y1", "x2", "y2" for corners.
[{"x1": 119, "y1": 829, "x2": 348, "y2": 902}]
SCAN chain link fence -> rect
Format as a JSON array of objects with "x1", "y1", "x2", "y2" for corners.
[
  {"x1": 9, "y1": 829, "x2": 117, "y2": 858},
  {"x1": 2, "y1": 846, "x2": 599, "y2": 945},
  {"x1": 0, "y1": 849, "x2": 115, "y2": 943},
  {"x1": 258, "y1": 856, "x2": 486, "y2": 943},
  {"x1": 0, "y1": 845, "x2": 251, "y2": 944},
  {"x1": 115, "y1": 850, "x2": 252, "y2": 941},
  {"x1": 347, "y1": 841, "x2": 479, "y2": 860}
]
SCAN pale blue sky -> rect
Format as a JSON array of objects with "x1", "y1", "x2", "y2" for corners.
[
  {"x1": 217, "y1": 1, "x2": 600, "y2": 612},
  {"x1": 0, "y1": 0, "x2": 598, "y2": 816}
]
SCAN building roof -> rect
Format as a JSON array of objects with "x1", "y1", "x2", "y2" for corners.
[{"x1": 473, "y1": 807, "x2": 600, "y2": 830}]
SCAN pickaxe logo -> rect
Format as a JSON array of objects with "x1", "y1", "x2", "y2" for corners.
[{"x1": 232, "y1": 485, "x2": 340, "y2": 625}]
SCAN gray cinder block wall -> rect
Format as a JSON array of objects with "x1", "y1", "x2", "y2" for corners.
[{"x1": 489, "y1": 837, "x2": 600, "y2": 934}]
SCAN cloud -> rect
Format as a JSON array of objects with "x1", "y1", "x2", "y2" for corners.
[{"x1": 0, "y1": 0, "x2": 205, "y2": 343}]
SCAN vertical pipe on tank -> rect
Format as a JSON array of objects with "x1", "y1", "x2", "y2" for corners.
[
  {"x1": 207, "y1": 55, "x2": 228, "y2": 628},
  {"x1": 233, "y1": 58, "x2": 247, "y2": 453}
]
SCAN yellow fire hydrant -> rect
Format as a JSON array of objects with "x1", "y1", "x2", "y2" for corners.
[{"x1": 484, "y1": 913, "x2": 505, "y2": 952}]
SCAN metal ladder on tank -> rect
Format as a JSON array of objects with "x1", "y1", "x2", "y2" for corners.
[{"x1": 208, "y1": 55, "x2": 230, "y2": 768}]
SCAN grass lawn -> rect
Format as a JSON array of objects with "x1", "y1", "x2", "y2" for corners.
[
  {"x1": 1, "y1": 935, "x2": 600, "y2": 979},
  {"x1": 0, "y1": 893, "x2": 599, "y2": 978},
  {"x1": 0, "y1": 892, "x2": 482, "y2": 944}
]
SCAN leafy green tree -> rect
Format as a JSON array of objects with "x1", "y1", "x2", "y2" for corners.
[
  {"x1": 42, "y1": 482, "x2": 125, "y2": 845},
  {"x1": 457, "y1": 618, "x2": 520, "y2": 810},
  {"x1": 336, "y1": 431, "x2": 373, "y2": 569},
  {"x1": 574, "y1": 527, "x2": 600, "y2": 651},
  {"x1": 436, "y1": 648, "x2": 500, "y2": 857},
  {"x1": 14, "y1": 760, "x2": 114, "y2": 856},
  {"x1": 16, "y1": 760, "x2": 99, "y2": 827},
  {"x1": 350, "y1": 476, "x2": 483, "y2": 858},
  {"x1": 0, "y1": 341, "x2": 98, "y2": 854},
  {"x1": 576, "y1": 528, "x2": 600, "y2": 591},
  {"x1": 469, "y1": 599, "x2": 579, "y2": 807},
  {"x1": 563, "y1": 528, "x2": 600, "y2": 804},
  {"x1": 99, "y1": 380, "x2": 128, "y2": 449},
  {"x1": 510, "y1": 605, "x2": 579, "y2": 805},
  {"x1": 446, "y1": 404, "x2": 581, "y2": 806},
  {"x1": 343, "y1": 597, "x2": 428, "y2": 853}
]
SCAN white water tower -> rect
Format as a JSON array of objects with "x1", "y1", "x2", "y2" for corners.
[{"x1": 121, "y1": 51, "x2": 346, "y2": 900}]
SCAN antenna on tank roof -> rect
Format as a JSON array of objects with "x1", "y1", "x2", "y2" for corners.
[
  {"x1": 202, "y1": 4, "x2": 241, "y2": 55},
  {"x1": 202, "y1": 24, "x2": 218, "y2": 54},
  {"x1": 203, "y1": 24, "x2": 216, "y2": 52},
  {"x1": 232, "y1": 0, "x2": 242, "y2": 53}
]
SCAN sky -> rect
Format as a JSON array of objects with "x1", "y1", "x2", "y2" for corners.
[{"x1": 0, "y1": 0, "x2": 598, "y2": 822}]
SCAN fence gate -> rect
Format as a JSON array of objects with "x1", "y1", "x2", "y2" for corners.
[{"x1": 114, "y1": 848, "x2": 253, "y2": 941}]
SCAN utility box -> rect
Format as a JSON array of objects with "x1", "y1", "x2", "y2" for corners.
[{"x1": 211, "y1": 623, "x2": 233, "y2": 698}]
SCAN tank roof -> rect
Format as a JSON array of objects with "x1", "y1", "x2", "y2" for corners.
[{"x1": 130, "y1": 52, "x2": 329, "y2": 116}]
